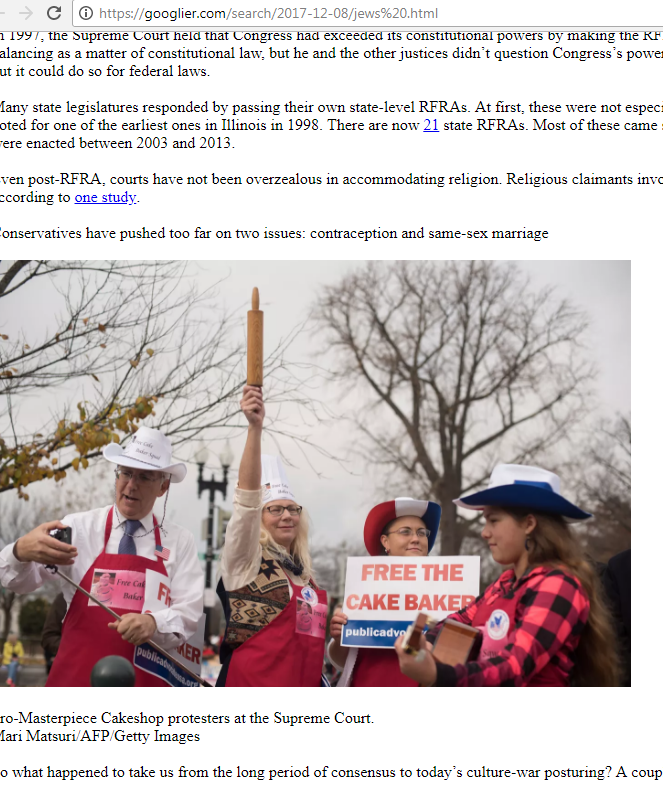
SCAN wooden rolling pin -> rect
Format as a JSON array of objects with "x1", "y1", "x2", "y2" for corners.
[{"x1": 247, "y1": 287, "x2": 263, "y2": 386}]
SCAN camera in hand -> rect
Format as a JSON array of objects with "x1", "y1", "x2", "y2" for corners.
[{"x1": 50, "y1": 526, "x2": 72, "y2": 545}]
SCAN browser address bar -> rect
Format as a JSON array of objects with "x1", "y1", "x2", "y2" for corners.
[
  {"x1": 71, "y1": 0, "x2": 444, "y2": 26},
  {"x1": 71, "y1": 0, "x2": 619, "y2": 27}
]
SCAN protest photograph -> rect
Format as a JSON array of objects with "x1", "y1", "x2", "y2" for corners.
[{"x1": 0, "y1": 259, "x2": 630, "y2": 687}]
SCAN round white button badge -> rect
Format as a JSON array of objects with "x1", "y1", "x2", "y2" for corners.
[
  {"x1": 301, "y1": 586, "x2": 318, "y2": 606},
  {"x1": 486, "y1": 609, "x2": 510, "y2": 640}
]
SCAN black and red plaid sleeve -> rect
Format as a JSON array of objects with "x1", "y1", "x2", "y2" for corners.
[
  {"x1": 433, "y1": 568, "x2": 590, "y2": 687},
  {"x1": 447, "y1": 591, "x2": 483, "y2": 625}
]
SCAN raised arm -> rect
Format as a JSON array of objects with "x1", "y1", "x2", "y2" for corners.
[
  {"x1": 238, "y1": 385, "x2": 264, "y2": 490},
  {"x1": 220, "y1": 385, "x2": 266, "y2": 590}
]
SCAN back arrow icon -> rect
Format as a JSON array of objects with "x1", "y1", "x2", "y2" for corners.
[{"x1": 19, "y1": 6, "x2": 33, "y2": 19}]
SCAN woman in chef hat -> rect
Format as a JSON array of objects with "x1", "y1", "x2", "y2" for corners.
[{"x1": 215, "y1": 385, "x2": 327, "y2": 686}]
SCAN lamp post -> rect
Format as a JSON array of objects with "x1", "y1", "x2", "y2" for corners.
[{"x1": 195, "y1": 441, "x2": 234, "y2": 643}]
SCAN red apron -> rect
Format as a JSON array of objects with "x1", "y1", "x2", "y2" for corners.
[
  {"x1": 223, "y1": 577, "x2": 327, "y2": 687},
  {"x1": 47, "y1": 508, "x2": 170, "y2": 688},
  {"x1": 352, "y1": 647, "x2": 418, "y2": 687},
  {"x1": 471, "y1": 578, "x2": 566, "y2": 687}
]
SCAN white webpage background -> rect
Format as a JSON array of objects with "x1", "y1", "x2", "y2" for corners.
[{"x1": 0, "y1": 0, "x2": 645, "y2": 790}]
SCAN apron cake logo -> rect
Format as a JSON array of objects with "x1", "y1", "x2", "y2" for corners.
[{"x1": 92, "y1": 571, "x2": 116, "y2": 603}]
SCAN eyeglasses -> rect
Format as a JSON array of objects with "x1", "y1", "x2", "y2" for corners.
[
  {"x1": 115, "y1": 467, "x2": 164, "y2": 484},
  {"x1": 263, "y1": 505, "x2": 303, "y2": 516},
  {"x1": 385, "y1": 528, "x2": 430, "y2": 539}
]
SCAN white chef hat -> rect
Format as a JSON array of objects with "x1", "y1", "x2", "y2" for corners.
[{"x1": 261, "y1": 455, "x2": 295, "y2": 504}]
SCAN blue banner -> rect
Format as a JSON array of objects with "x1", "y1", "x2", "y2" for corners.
[
  {"x1": 134, "y1": 644, "x2": 199, "y2": 687},
  {"x1": 341, "y1": 619, "x2": 411, "y2": 649}
]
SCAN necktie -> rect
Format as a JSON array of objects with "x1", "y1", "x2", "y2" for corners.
[{"x1": 119, "y1": 519, "x2": 141, "y2": 555}]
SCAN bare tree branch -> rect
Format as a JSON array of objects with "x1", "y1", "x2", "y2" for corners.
[
  {"x1": 314, "y1": 260, "x2": 595, "y2": 554},
  {"x1": 0, "y1": 259, "x2": 334, "y2": 497},
  {"x1": 570, "y1": 412, "x2": 631, "y2": 562}
]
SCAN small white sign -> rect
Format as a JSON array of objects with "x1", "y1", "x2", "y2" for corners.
[
  {"x1": 134, "y1": 615, "x2": 205, "y2": 688},
  {"x1": 341, "y1": 556, "x2": 481, "y2": 648},
  {"x1": 143, "y1": 569, "x2": 172, "y2": 614}
]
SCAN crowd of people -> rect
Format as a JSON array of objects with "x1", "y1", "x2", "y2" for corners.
[{"x1": 0, "y1": 385, "x2": 630, "y2": 687}]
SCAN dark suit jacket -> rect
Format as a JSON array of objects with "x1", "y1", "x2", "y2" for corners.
[
  {"x1": 602, "y1": 549, "x2": 631, "y2": 686},
  {"x1": 41, "y1": 592, "x2": 67, "y2": 661}
]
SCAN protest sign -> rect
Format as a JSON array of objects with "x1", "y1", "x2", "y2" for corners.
[
  {"x1": 134, "y1": 615, "x2": 205, "y2": 688},
  {"x1": 340, "y1": 556, "x2": 480, "y2": 648},
  {"x1": 142, "y1": 568, "x2": 172, "y2": 615}
]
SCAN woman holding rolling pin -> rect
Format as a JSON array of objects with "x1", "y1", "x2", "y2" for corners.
[{"x1": 215, "y1": 384, "x2": 327, "y2": 686}]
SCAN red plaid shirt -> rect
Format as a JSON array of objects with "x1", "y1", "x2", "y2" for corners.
[{"x1": 430, "y1": 566, "x2": 590, "y2": 687}]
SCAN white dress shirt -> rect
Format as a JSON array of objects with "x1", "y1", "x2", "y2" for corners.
[{"x1": 0, "y1": 504, "x2": 204, "y2": 651}]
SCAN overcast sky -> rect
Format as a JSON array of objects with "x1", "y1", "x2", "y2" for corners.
[{"x1": 2, "y1": 260, "x2": 630, "y2": 559}]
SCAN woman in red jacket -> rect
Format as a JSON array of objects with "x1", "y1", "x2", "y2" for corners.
[
  {"x1": 329, "y1": 497, "x2": 441, "y2": 686},
  {"x1": 395, "y1": 464, "x2": 619, "y2": 687}
]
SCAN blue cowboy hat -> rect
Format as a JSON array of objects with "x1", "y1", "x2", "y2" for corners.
[{"x1": 453, "y1": 463, "x2": 591, "y2": 521}]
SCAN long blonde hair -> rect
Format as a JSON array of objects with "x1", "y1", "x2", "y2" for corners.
[
  {"x1": 505, "y1": 508, "x2": 619, "y2": 687},
  {"x1": 259, "y1": 508, "x2": 314, "y2": 584}
]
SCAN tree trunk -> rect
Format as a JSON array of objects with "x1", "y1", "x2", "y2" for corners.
[
  {"x1": 2, "y1": 599, "x2": 13, "y2": 638},
  {"x1": 435, "y1": 475, "x2": 463, "y2": 555}
]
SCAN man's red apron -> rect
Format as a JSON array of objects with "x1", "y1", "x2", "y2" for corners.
[
  {"x1": 47, "y1": 509, "x2": 169, "y2": 688},
  {"x1": 352, "y1": 648, "x2": 418, "y2": 687},
  {"x1": 471, "y1": 577, "x2": 566, "y2": 687},
  {"x1": 223, "y1": 578, "x2": 327, "y2": 687}
]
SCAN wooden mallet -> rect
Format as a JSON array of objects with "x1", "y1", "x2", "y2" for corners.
[{"x1": 247, "y1": 287, "x2": 263, "y2": 386}]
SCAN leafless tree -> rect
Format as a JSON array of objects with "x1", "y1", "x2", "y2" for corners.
[
  {"x1": 574, "y1": 412, "x2": 631, "y2": 562},
  {"x1": 312, "y1": 540, "x2": 366, "y2": 605},
  {"x1": 0, "y1": 260, "x2": 327, "y2": 496},
  {"x1": 315, "y1": 260, "x2": 595, "y2": 555},
  {"x1": 0, "y1": 497, "x2": 52, "y2": 635}
]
